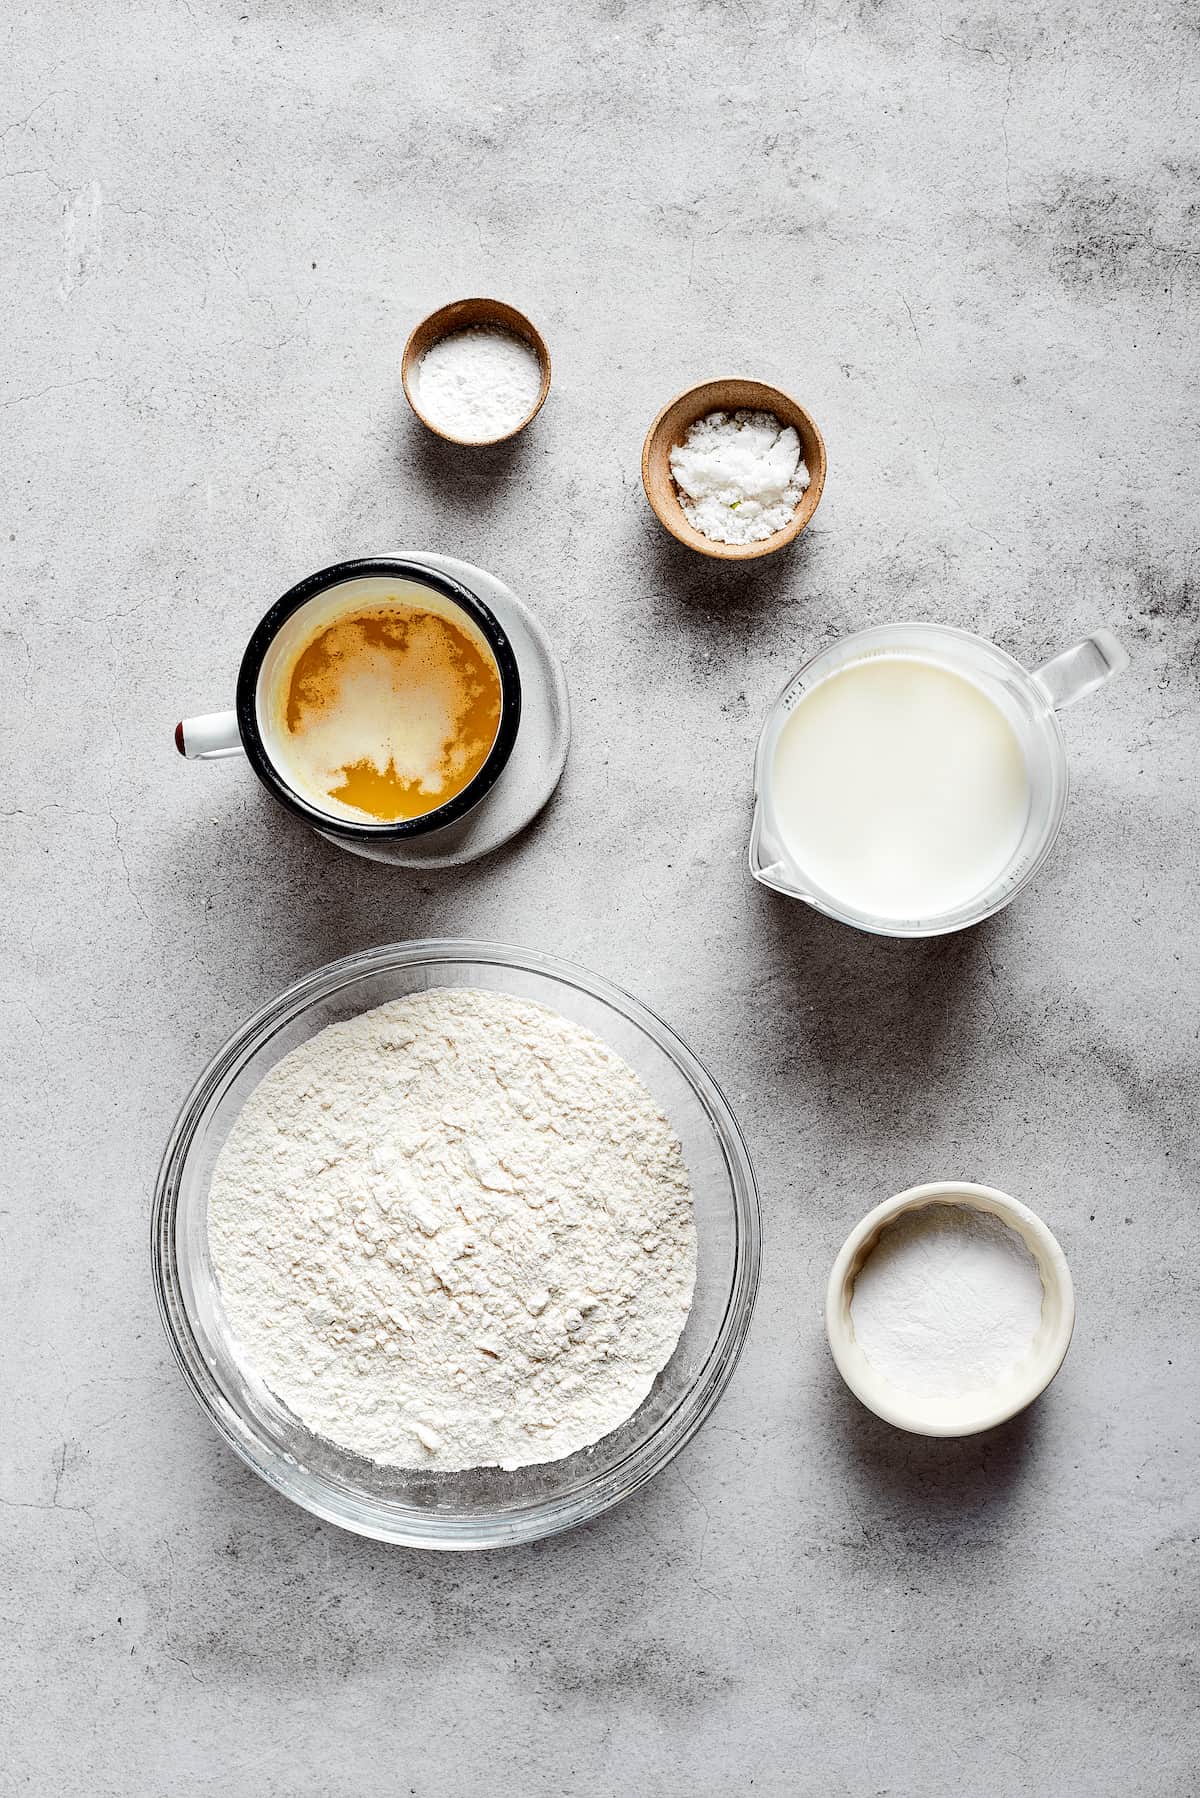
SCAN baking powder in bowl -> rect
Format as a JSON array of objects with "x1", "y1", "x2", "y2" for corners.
[
  {"x1": 208, "y1": 989, "x2": 696, "y2": 1471},
  {"x1": 669, "y1": 409, "x2": 809, "y2": 545},
  {"x1": 849, "y1": 1204, "x2": 1045, "y2": 1398}
]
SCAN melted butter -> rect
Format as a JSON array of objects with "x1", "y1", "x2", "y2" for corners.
[{"x1": 280, "y1": 605, "x2": 502, "y2": 822}]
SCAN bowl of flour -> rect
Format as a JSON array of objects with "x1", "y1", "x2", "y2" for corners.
[{"x1": 153, "y1": 941, "x2": 760, "y2": 1547}]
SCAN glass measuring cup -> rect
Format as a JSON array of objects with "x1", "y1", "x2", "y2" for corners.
[{"x1": 749, "y1": 622, "x2": 1129, "y2": 938}]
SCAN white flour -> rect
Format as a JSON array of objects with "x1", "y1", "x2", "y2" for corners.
[
  {"x1": 208, "y1": 988, "x2": 696, "y2": 1471},
  {"x1": 415, "y1": 325, "x2": 542, "y2": 440},
  {"x1": 850, "y1": 1204, "x2": 1044, "y2": 1397}
]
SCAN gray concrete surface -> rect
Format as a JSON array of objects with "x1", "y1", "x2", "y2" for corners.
[{"x1": 3, "y1": 1, "x2": 1198, "y2": 1792}]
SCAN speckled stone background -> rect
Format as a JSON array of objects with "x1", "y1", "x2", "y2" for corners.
[{"x1": 3, "y1": 2, "x2": 1198, "y2": 1792}]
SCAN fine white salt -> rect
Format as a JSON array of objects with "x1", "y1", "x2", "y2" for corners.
[{"x1": 415, "y1": 325, "x2": 542, "y2": 442}]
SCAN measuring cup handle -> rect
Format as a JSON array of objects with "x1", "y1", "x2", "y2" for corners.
[
  {"x1": 1032, "y1": 627, "x2": 1130, "y2": 712},
  {"x1": 175, "y1": 710, "x2": 243, "y2": 759}
]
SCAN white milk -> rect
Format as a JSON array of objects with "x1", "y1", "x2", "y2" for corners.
[{"x1": 771, "y1": 654, "x2": 1030, "y2": 921}]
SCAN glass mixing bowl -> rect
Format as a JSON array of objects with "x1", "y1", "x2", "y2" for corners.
[{"x1": 152, "y1": 941, "x2": 761, "y2": 1549}]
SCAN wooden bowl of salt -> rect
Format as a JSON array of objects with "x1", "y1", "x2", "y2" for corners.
[
  {"x1": 641, "y1": 378, "x2": 826, "y2": 561},
  {"x1": 402, "y1": 298, "x2": 551, "y2": 447}
]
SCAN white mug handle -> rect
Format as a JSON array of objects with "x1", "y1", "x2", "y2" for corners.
[
  {"x1": 175, "y1": 710, "x2": 243, "y2": 759},
  {"x1": 1032, "y1": 627, "x2": 1130, "y2": 712}
]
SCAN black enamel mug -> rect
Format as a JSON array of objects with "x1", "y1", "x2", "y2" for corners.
[{"x1": 175, "y1": 557, "x2": 522, "y2": 846}]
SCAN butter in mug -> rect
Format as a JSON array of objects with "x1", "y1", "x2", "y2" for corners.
[{"x1": 271, "y1": 603, "x2": 502, "y2": 823}]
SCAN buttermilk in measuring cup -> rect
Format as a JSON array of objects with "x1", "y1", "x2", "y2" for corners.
[{"x1": 771, "y1": 654, "x2": 1028, "y2": 922}]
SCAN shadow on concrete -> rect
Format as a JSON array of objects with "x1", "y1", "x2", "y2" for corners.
[
  {"x1": 642, "y1": 520, "x2": 816, "y2": 612},
  {"x1": 632, "y1": 521, "x2": 830, "y2": 657},
  {"x1": 397, "y1": 407, "x2": 532, "y2": 504},
  {"x1": 167, "y1": 770, "x2": 562, "y2": 982},
  {"x1": 823, "y1": 1368, "x2": 1043, "y2": 1525},
  {"x1": 749, "y1": 883, "x2": 1010, "y2": 1140}
]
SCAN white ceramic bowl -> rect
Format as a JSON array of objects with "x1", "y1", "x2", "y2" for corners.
[{"x1": 825, "y1": 1181, "x2": 1075, "y2": 1437}]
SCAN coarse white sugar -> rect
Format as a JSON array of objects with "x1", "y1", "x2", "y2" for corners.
[{"x1": 669, "y1": 408, "x2": 809, "y2": 545}]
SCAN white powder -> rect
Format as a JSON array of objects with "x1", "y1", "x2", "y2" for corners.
[
  {"x1": 850, "y1": 1204, "x2": 1045, "y2": 1398},
  {"x1": 208, "y1": 988, "x2": 696, "y2": 1471},
  {"x1": 415, "y1": 325, "x2": 543, "y2": 441},
  {"x1": 669, "y1": 409, "x2": 809, "y2": 545}
]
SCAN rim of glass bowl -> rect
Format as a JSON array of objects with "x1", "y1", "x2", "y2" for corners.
[{"x1": 151, "y1": 939, "x2": 762, "y2": 1550}]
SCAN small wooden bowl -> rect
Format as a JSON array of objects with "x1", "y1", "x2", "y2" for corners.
[
  {"x1": 641, "y1": 379, "x2": 826, "y2": 561},
  {"x1": 402, "y1": 298, "x2": 551, "y2": 446}
]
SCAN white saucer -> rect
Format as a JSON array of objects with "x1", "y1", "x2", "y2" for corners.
[{"x1": 317, "y1": 552, "x2": 570, "y2": 868}]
